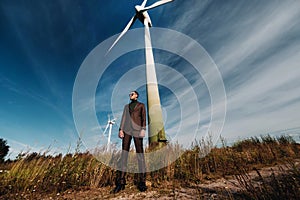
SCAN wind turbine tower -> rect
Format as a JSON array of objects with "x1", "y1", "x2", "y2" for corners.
[
  {"x1": 108, "y1": 0, "x2": 173, "y2": 148},
  {"x1": 103, "y1": 115, "x2": 116, "y2": 151}
]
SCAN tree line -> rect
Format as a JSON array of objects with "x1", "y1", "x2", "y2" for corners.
[{"x1": 0, "y1": 138, "x2": 9, "y2": 163}]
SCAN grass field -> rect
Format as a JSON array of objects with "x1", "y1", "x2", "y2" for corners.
[{"x1": 0, "y1": 134, "x2": 299, "y2": 199}]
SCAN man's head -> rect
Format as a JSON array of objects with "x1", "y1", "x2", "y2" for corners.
[{"x1": 129, "y1": 91, "x2": 139, "y2": 100}]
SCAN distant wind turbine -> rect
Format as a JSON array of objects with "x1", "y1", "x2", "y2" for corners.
[
  {"x1": 103, "y1": 115, "x2": 116, "y2": 151},
  {"x1": 108, "y1": 0, "x2": 173, "y2": 148}
]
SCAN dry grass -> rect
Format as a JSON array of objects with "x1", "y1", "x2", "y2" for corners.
[{"x1": 0, "y1": 134, "x2": 299, "y2": 199}]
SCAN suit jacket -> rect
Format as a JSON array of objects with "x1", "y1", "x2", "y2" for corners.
[{"x1": 120, "y1": 101, "x2": 146, "y2": 134}]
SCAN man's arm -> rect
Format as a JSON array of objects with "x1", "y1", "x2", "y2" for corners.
[
  {"x1": 119, "y1": 105, "x2": 127, "y2": 138},
  {"x1": 139, "y1": 103, "x2": 146, "y2": 138},
  {"x1": 141, "y1": 103, "x2": 146, "y2": 130}
]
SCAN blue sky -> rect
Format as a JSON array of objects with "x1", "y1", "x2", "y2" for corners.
[{"x1": 1, "y1": 0, "x2": 300, "y2": 159}]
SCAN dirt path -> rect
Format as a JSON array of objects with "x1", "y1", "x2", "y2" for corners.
[{"x1": 63, "y1": 160, "x2": 299, "y2": 199}]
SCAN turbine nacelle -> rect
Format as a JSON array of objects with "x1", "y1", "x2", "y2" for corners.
[
  {"x1": 135, "y1": 5, "x2": 152, "y2": 27},
  {"x1": 135, "y1": 5, "x2": 143, "y2": 12},
  {"x1": 109, "y1": 120, "x2": 116, "y2": 125}
]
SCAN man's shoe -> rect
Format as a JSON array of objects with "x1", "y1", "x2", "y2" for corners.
[
  {"x1": 111, "y1": 177, "x2": 126, "y2": 194},
  {"x1": 137, "y1": 182, "x2": 147, "y2": 192},
  {"x1": 111, "y1": 184, "x2": 125, "y2": 194}
]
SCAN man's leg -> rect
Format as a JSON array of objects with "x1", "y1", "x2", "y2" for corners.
[
  {"x1": 133, "y1": 136, "x2": 147, "y2": 191},
  {"x1": 112, "y1": 133, "x2": 132, "y2": 193},
  {"x1": 120, "y1": 133, "x2": 132, "y2": 180}
]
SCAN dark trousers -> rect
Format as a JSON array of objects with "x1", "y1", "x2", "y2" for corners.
[{"x1": 118, "y1": 132, "x2": 146, "y2": 183}]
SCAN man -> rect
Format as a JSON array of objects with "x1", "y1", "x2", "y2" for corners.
[{"x1": 112, "y1": 90, "x2": 147, "y2": 193}]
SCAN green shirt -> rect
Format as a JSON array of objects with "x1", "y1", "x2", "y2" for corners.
[{"x1": 129, "y1": 100, "x2": 138, "y2": 112}]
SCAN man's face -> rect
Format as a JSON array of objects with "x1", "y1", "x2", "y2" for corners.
[{"x1": 129, "y1": 92, "x2": 138, "y2": 100}]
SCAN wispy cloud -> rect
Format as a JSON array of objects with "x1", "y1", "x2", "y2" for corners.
[
  {"x1": 162, "y1": 0, "x2": 300, "y2": 143},
  {"x1": 214, "y1": 2, "x2": 300, "y2": 139}
]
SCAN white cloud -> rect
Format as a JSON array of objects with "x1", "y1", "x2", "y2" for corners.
[
  {"x1": 215, "y1": 1, "x2": 300, "y2": 76},
  {"x1": 163, "y1": 0, "x2": 300, "y2": 144}
]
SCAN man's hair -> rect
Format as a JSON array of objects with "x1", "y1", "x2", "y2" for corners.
[{"x1": 133, "y1": 90, "x2": 139, "y2": 98}]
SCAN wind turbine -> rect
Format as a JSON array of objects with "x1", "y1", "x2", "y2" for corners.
[
  {"x1": 103, "y1": 115, "x2": 116, "y2": 151},
  {"x1": 108, "y1": 0, "x2": 173, "y2": 148}
]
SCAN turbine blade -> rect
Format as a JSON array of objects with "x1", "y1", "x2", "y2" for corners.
[
  {"x1": 107, "y1": 15, "x2": 137, "y2": 52},
  {"x1": 141, "y1": 0, "x2": 148, "y2": 7},
  {"x1": 141, "y1": 0, "x2": 173, "y2": 12},
  {"x1": 103, "y1": 124, "x2": 109, "y2": 136}
]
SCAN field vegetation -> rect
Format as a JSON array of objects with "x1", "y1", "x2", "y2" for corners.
[{"x1": 0, "y1": 134, "x2": 299, "y2": 199}]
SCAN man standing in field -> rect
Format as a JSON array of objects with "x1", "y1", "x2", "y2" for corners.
[{"x1": 112, "y1": 90, "x2": 147, "y2": 193}]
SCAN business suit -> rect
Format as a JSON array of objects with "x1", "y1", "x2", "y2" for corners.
[
  {"x1": 120, "y1": 101, "x2": 146, "y2": 136},
  {"x1": 113, "y1": 93, "x2": 147, "y2": 193}
]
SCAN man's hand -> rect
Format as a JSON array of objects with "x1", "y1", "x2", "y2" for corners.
[
  {"x1": 119, "y1": 130, "x2": 124, "y2": 138},
  {"x1": 139, "y1": 129, "x2": 146, "y2": 138}
]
